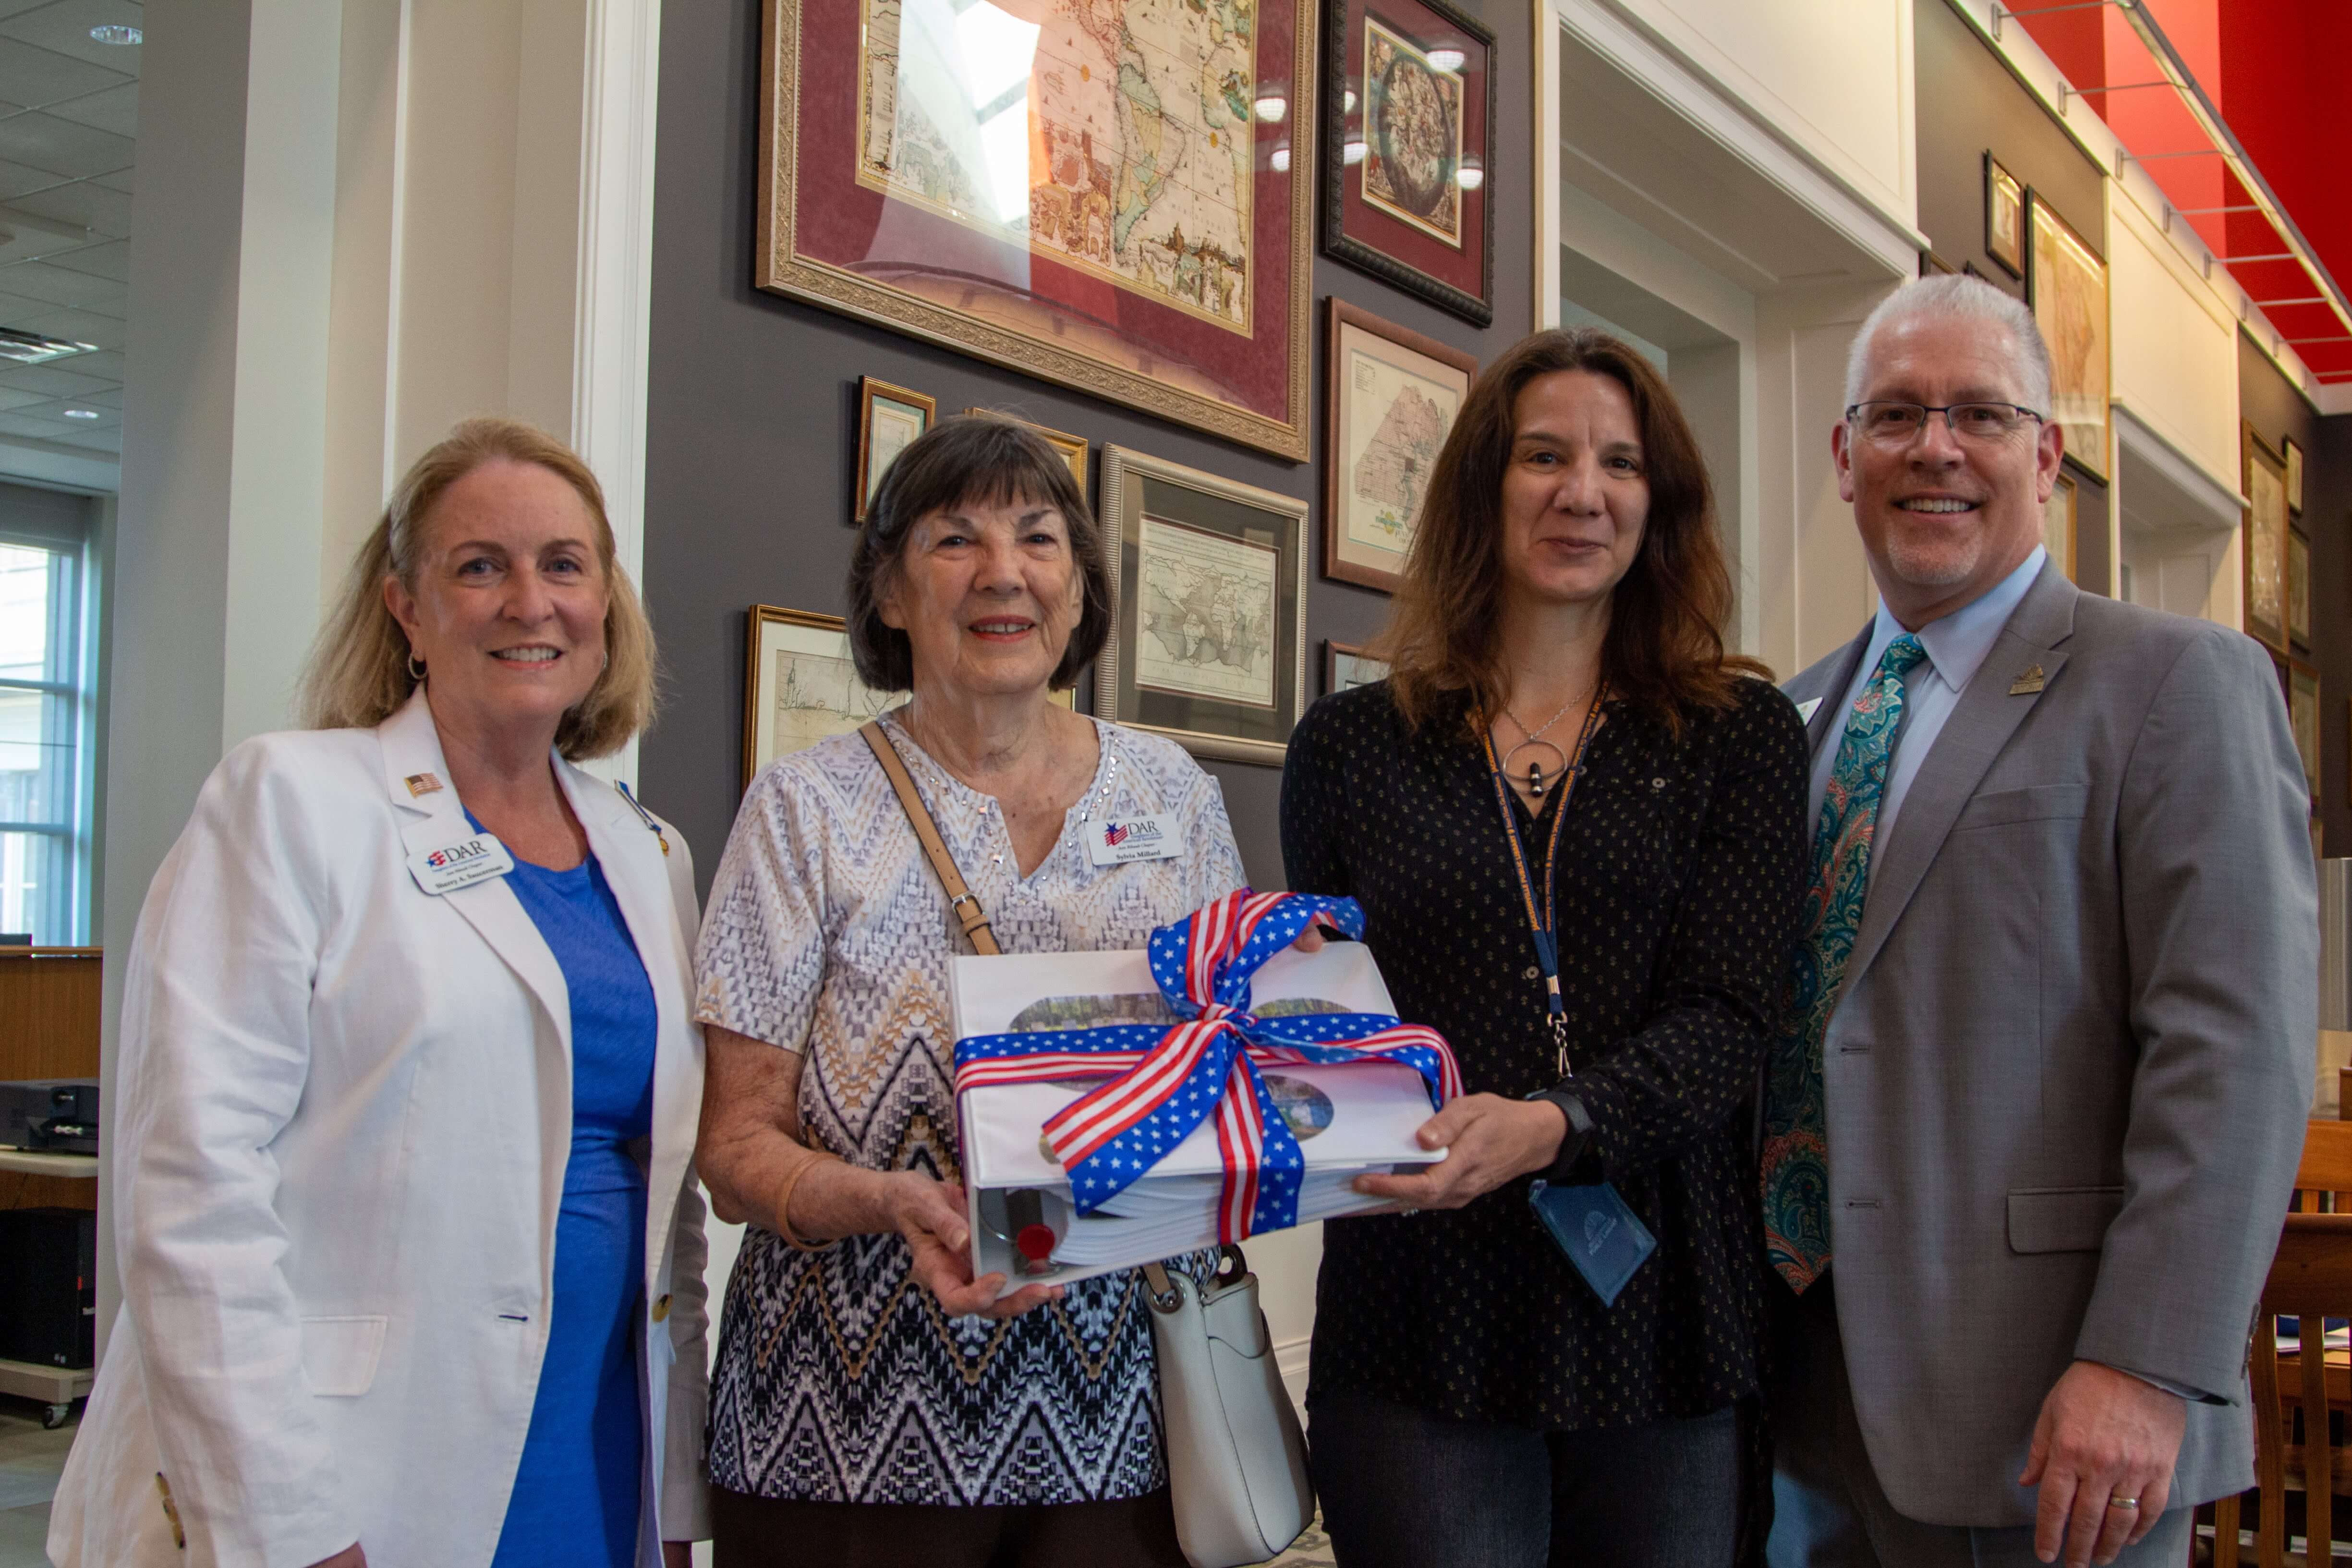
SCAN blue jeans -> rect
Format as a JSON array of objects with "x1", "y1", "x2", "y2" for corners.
[{"x1": 1309, "y1": 1386, "x2": 1741, "y2": 1568}]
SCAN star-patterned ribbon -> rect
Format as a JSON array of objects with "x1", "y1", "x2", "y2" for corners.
[{"x1": 954, "y1": 889, "x2": 1464, "y2": 1244}]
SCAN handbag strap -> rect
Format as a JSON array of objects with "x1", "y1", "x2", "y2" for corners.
[{"x1": 860, "y1": 720, "x2": 1002, "y2": 957}]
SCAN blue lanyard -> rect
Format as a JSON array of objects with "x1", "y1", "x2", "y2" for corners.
[{"x1": 1477, "y1": 693, "x2": 1607, "y2": 1078}]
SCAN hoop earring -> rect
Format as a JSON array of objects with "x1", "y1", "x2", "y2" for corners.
[{"x1": 406, "y1": 653, "x2": 427, "y2": 684}]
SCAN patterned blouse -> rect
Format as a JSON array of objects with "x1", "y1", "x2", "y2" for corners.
[
  {"x1": 693, "y1": 714, "x2": 1247, "y2": 1506},
  {"x1": 1280, "y1": 679, "x2": 1807, "y2": 1432}
]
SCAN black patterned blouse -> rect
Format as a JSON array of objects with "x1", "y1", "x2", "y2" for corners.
[{"x1": 1280, "y1": 677, "x2": 1807, "y2": 1432}]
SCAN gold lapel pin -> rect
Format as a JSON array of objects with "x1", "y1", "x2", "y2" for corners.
[
  {"x1": 2008, "y1": 664, "x2": 2047, "y2": 696},
  {"x1": 404, "y1": 771, "x2": 444, "y2": 797}
]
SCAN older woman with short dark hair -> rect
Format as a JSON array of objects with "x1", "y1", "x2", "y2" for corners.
[{"x1": 692, "y1": 416, "x2": 1245, "y2": 1567}]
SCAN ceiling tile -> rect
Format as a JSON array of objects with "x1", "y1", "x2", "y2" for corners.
[
  {"x1": 0, "y1": 257, "x2": 119, "y2": 311},
  {"x1": 0, "y1": 1, "x2": 145, "y2": 73},
  {"x1": 0, "y1": 109, "x2": 130, "y2": 179},
  {"x1": 56, "y1": 345, "x2": 115, "y2": 377},
  {"x1": 11, "y1": 306, "x2": 120, "y2": 350},
  {"x1": 40, "y1": 236, "x2": 120, "y2": 279},
  {"x1": 0, "y1": 361, "x2": 106, "y2": 395},
  {"x1": 5, "y1": 178, "x2": 127, "y2": 237},
  {"x1": 42, "y1": 80, "x2": 131, "y2": 138},
  {"x1": 49, "y1": 423, "x2": 117, "y2": 454},
  {"x1": 86, "y1": 160, "x2": 123, "y2": 192},
  {"x1": 0, "y1": 383, "x2": 46, "y2": 411},
  {"x1": 0, "y1": 2, "x2": 81, "y2": 20},
  {"x1": 0, "y1": 289, "x2": 52, "y2": 323},
  {"x1": 0, "y1": 407, "x2": 80, "y2": 438},
  {"x1": 0, "y1": 42, "x2": 126, "y2": 113},
  {"x1": 0, "y1": 155, "x2": 62, "y2": 197}
]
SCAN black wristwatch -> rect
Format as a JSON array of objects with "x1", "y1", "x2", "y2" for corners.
[{"x1": 1526, "y1": 1088, "x2": 1598, "y2": 1184}]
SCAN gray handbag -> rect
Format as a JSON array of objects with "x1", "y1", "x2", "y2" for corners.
[{"x1": 1142, "y1": 1248, "x2": 1316, "y2": 1568}]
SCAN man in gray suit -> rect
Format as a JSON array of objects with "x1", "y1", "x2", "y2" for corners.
[{"x1": 1763, "y1": 274, "x2": 2315, "y2": 1568}]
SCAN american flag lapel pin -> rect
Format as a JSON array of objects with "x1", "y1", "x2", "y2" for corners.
[{"x1": 405, "y1": 771, "x2": 444, "y2": 797}]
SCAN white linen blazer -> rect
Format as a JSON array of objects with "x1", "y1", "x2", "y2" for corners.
[{"x1": 47, "y1": 691, "x2": 712, "y2": 1568}]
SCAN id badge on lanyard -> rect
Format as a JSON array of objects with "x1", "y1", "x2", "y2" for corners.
[{"x1": 1479, "y1": 697, "x2": 1657, "y2": 1307}]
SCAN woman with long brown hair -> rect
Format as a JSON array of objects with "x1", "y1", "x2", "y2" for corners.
[{"x1": 1281, "y1": 328, "x2": 1808, "y2": 1566}]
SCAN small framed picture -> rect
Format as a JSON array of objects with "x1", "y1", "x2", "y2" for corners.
[
  {"x1": 1095, "y1": 445, "x2": 1309, "y2": 766},
  {"x1": 964, "y1": 408, "x2": 1088, "y2": 496},
  {"x1": 2284, "y1": 435, "x2": 2305, "y2": 514},
  {"x1": 1322, "y1": 0, "x2": 1495, "y2": 323},
  {"x1": 2244, "y1": 423, "x2": 2289, "y2": 652},
  {"x1": 1323, "y1": 641, "x2": 1391, "y2": 695},
  {"x1": 2291, "y1": 527, "x2": 2312, "y2": 649},
  {"x1": 855, "y1": 377, "x2": 935, "y2": 523},
  {"x1": 2041, "y1": 469, "x2": 2077, "y2": 583},
  {"x1": 1985, "y1": 155, "x2": 2025, "y2": 278},
  {"x1": 1323, "y1": 298, "x2": 1477, "y2": 595},
  {"x1": 742, "y1": 605, "x2": 896, "y2": 790}
]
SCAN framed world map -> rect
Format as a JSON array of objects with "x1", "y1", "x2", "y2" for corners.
[
  {"x1": 759, "y1": 0, "x2": 1318, "y2": 460},
  {"x1": 1321, "y1": 297, "x2": 1476, "y2": 593},
  {"x1": 1096, "y1": 444, "x2": 1309, "y2": 765}
]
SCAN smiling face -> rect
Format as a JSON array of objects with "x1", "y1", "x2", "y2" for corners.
[
  {"x1": 1836, "y1": 311, "x2": 2063, "y2": 627},
  {"x1": 1497, "y1": 369, "x2": 1649, "y2": 616},
  {"x1": 384, "y1": 458, "x2": 611, "y2": 746},
  {"x1": 877, "y1": 491, "x2": 1084, "y2": 704}
]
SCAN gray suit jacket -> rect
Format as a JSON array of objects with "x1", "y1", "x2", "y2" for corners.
[{"x1": 1781, "y1": 560, "x2": 2316, "y2": 1526}]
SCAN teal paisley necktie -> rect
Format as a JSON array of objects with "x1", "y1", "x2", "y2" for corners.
[{"x1": 1761, "y1": 633, "x2": 1928, "y2": 1293}]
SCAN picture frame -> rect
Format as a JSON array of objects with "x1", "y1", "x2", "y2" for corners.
[
  {"x1": 2284, "y1": 435, "x2": 2305, "y2": 514},
  {"x1": 1984, "y1": 154, "x2": 2025, "y2": 278},
  {"x1": 1323, "y1": 639, "x2": 1391, "y2": 695},
  {"x1": 964, "y1": 408, "x2": 1089, "y2": 495},
  {"x1": 2287, "y1": 655, "x2": 2320, "y2": 800},
  {"x1": 2026, "y1": 195, "x2": 2110, "y2": 482},
  {"x1": 1322, "y1": 297, "x2": 1477, "y2": 594},
  {"x1": 2243, "y1": 423, "x2": 2289, "y2": 652},
  {"x1": 742, "y1": 606, "x2": 898, "y2": 790},
  {"x1": 758, "y1": 0, "x2": 1318, "y2": 460},
  {"x1": 2291, "y1": 526, "x2": 2312, "y2": 649},
  {"x1": 1095, "y1": 444, "x2": 1309, "y2": 766},
  {"x1": 1321, "y1": 0, "x2": 1495, "y2": 324},
  {"x1": 2041, "y1": 468, "x2": 2077, "y2": 583},
  {"x1": 856, "y1": 377, "x2": 935, "y2": 522}
]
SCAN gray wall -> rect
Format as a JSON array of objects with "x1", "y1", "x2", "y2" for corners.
[
  {"x1": 1913, "y1": 0, "x2": 2110, "y2": 591},
  {"x1": 639, "y1": 0, "x2": 1534, "y2": 890}
]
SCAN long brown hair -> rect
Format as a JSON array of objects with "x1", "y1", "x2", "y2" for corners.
[
  {"x1": 298, "y1": 417, "x2": 657, "y2": 759},
  {"x1": 1378, "y1": 327, "x2": 1766, "y2": 735}
]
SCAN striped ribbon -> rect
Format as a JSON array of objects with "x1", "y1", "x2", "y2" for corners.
[{"x1": 954, "y1": 890, "x2": 1464, "y2": 1243}]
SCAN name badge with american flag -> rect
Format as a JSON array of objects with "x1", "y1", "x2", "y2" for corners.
[{"x1": 1088, "y1": 813, "x2": 1181, "y2": 866}]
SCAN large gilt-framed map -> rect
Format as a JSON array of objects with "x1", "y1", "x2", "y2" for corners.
[
  {"x1": 759, "y1": 0, "x2": 1317, "y2": 460},
  {"x1": 2025, "y1": 194, "x2": 2109, "y2": 483},
  {"x1": 1321, "y1": 297, "x2": 1476, "y2": 593},
  {"x1": 1097, "y1": 444, "x2": 1308, "y2": 765}
]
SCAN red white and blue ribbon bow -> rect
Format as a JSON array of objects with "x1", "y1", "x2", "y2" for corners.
[{"x1": 953, "y1": 890, "x2": 1464, "y2": 1243}]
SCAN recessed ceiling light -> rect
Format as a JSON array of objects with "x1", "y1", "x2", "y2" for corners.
[
  {"x1": 1271, "y1": 146, "x2": 1291, "y2": 173},
  {"x1": 1253, "y1": 94, "x2": 1286, "y2": 123},
  {"x1": 1426, "y1": 47, "x2": 1466, "y2": 72},
  {"x1": 1343, "y1": 138, "x2": 1366, "y2": 166},
  {"x1": 61, "y1": 408, "x2": 100, "y2": 420},
  {"x1": 89, "y1": 24, "x2": 141, "y2": 45}
]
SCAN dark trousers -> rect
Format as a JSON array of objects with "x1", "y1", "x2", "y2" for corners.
[
  {"x1": 1309, "y1": 1386, "x2": 1743, "y2": 1568},
  {"x1": 709, "y1": 1484, "x2": 1188, "y2": 1568}
]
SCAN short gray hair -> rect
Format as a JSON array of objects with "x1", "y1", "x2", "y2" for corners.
[{"x1": 1843, "y1": 274, "x2": 2053, "y2": 415}]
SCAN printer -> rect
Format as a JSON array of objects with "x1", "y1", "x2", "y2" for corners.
[{"x1": 0, "y1": 1079, "x2": 98, "y2": 1155}]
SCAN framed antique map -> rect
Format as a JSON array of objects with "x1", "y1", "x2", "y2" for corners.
[
  {"x1": 2026, "y1": 196, "x2": 2110, "y2": 482},
  {"x1": 857, "y1": 377, "x2": 934, "y2": 521},
  {"x1": 1984, "y1": 154, "x2": 2024, "y2": 279},
  {"x1": 1323, "y1": 298, "x2": 1475, "y2": 593},
  {"x1": 2244, "y1": 423, "x2": 2288, "y2": 652},
  {"x1": 1322, "y1": 0, "x2": 1493, "y2": 323},
  {"x1": 1096, "y1": 444, "x2": 1308, "y2": 765},
  {"x1": 2288, "y1": 656, "x2": 2320, "y2": 799},
  {"x1": 742, "y1": 605, "x2": 897, "y2": 790},
  {"x1": 1323, "y1": 640, "x2": 1390, "y2": 694},
  {"x1": 964, "y1": 407, "x2": 1089, "y2": 494},
  {"x1": 758, "y1": 0, "x2": 1318, "y2": 460},
  {"x1": 2285, "y1": 435, "x2": 2305, "y2": 514},
  {"x1": 2040, "y1": 469, "x2": 2076, "y2": 583},
  {"x1": 2291, "y1": 527, "x2": 2311, "y2": 649}
]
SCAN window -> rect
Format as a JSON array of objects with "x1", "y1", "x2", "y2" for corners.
[{"x1": 0, "y1": 484, "x2": 102, "y2": 946}]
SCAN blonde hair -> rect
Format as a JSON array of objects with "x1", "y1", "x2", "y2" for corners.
[{"x1": 299, "y1": 417, "x2": 656, "y2": 759}]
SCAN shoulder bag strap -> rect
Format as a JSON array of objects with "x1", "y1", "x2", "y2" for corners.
[{"x1": 860, "y1": 720, "x2": 1002, "y2": 956}]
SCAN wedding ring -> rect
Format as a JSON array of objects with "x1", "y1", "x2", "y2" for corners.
[{"x1": 2107, "y1": 1496, "x2": 2140, "y2": 1510}]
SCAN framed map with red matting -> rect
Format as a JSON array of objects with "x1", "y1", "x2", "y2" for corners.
[{"x1": 759, "y1": 0, "x2": 1318, "y2": 460}]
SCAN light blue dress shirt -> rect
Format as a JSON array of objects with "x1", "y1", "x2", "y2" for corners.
[{"x1": 1804, "y1": 546, "x2": 2048, "y2": 841}]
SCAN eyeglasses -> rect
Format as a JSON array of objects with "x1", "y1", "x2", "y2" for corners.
[{"x1": 1844, "y1": 401, "x2": 2046, "y2": 445}]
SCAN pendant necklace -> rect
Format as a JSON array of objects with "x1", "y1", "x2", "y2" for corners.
[{"x1": 1500, "y1": 684, "x2": 1595, "y2": 799}]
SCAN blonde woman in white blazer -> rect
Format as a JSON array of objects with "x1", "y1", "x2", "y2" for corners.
[{"x1": 49, "y1": 418, "x2": 710, "y2": 1568}]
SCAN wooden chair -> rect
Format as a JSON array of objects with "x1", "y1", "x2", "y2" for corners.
[{"x1": 2213, "y1": 1121, "x2": 2352, "y2": 1566}]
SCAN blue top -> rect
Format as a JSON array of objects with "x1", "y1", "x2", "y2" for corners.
[
  {"x1": 485, "y1": 821, "x2": 659, "y2": 1568},
  {"x1": 1805, "y1": 545, "x2": 2046, "y2": 840}
]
